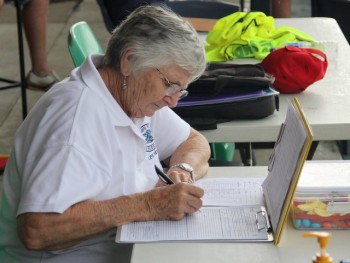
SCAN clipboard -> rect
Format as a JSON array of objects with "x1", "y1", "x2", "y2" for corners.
[
  {"x1": 115, "y1": 97, "x2": 313, "y2": 244},
  {"x1": 263, "y1": 97, "x2": 313, "y2": 245}
]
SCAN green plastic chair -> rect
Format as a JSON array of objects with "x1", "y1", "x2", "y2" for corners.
[
  {"x1": 67, "y1": 21, "x2": 236, "y2": 164},
  {"x1": 68, "y1": 21, "x2": 104, "y2": 67},
  {"x1": 211, "y1": 143, "x2": 235, "y2": 162}
]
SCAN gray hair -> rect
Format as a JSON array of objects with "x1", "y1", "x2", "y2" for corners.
[{"x1": 103, "y1": 5, "x2": 206, "y2": 83}]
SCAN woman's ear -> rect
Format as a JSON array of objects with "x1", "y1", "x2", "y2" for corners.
[{"x1": 120, "y1": 48, "x2": 134, "y2": 76}]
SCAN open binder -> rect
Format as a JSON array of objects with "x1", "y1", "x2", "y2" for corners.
[{"x1": 116, "y1": 97, "x2": 313, "y2": 245}]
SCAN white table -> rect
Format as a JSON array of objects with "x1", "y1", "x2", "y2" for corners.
[
  {"x1": 131, "y1": 166, "x2": 350, "y2": 263},
  {"x1": 199, "y1": 18, "x2": 350, "y2": 144}
]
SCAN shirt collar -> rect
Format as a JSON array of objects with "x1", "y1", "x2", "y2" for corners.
[{"x1": 78, "y1": 54, "x2": 133, "y2": 127}]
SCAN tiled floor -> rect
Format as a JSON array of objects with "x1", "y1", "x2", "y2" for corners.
[{"x1": 0, "y1": 0, "x2": 343, "y2": 178}]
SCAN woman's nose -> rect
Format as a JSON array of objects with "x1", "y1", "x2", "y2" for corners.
[{"x1": 163, "y1": 95, "x2": 179, "y2": 108}]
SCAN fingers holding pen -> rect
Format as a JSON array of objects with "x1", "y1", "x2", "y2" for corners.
[
  {"x1": 155, "y1": 174, "x2": 191, "y2": 186},
  {"x1": 170, "y1": 183, "x2": 204, "y2": 216},
  {"x1": 179, "y1": 183, "x2": 204, "y2": 213},
  {"x1": 168, "y1": 169, "x2": 194, "y2": 184},
  {"x1": 154, "y1": 165, "x2": 193, "y2": 186},
  {"x1": 143, "y1": 183, "x2": 204, "y2": 221}
]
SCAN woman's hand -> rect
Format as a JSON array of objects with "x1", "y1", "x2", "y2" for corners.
[
  {"x1": 155, "y1": 169, "x2": 193, "y2": 187},
  {"x1": 143, "y1": 183, "x2": 204, "y2": 221}
]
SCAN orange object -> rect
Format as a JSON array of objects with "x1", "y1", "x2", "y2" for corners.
[
  {"x1": 185, "y1": 17, "x2": 217, "y2": 32},
  {"x1": 303, "y1": 232, "x2": 333, "y2": 263}
]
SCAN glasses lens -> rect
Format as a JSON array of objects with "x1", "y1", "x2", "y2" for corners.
[
  {"x1": 178, "y1": 90, "x2": 189, "y2": 100},
  {"x1": 156, "y1": 68, "x2": 189, "y2": 100},
  {"x1": 165, "y1": 85, "x2": 188, "y2": 100},
  {"x1": 164, "y1": 84, "x2": 181, "y2": 96}
]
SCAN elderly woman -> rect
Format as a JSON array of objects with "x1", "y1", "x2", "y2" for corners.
[{"x1": 0, "y1": 5, "x2": 210, "y2": 263}]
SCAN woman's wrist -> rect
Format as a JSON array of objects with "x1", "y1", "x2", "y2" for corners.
[{"x1": 170, "y1": 163, "x2": 195, "y2": 182}]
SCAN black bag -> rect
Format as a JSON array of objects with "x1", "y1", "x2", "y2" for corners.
[
  {"x1": 187, "y1": 63, "x2": 275, "y2": 96},
  {"x1": 173, "y1": 63, "x2": 279, "y2": 130}
]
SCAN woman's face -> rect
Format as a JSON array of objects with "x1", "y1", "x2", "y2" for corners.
[{"x1": 130, "y1": 64, "x2": 190, "y2": 118}]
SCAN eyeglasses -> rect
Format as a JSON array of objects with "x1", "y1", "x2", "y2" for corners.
[{"x1": 156, "y1": 68, "x2": 188, "y2": 100}]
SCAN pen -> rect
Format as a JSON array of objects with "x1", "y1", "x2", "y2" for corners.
[
  {"x1": 154, "y1": 165, "x2": 201, "y2": 213},
  {"x1": 154, "y1": 165, "x2": 174, "y2": 185}
]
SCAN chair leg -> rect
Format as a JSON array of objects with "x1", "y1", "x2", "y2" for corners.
[
  {"x1": 15, "y1": 0, "x2": 28, "y2": 118},
  {"x1": 1, "y1": 0, "x2": 28, "y2": 119},
  {"x1": 0, "y1": 78, "x2": 21, "y2": 90},
  {"x1": 240, "y1": 0, "x2": 244, "y2": 11},
  {"x1": 237, "y1": 142, "x2": 256, "y2": 166}
]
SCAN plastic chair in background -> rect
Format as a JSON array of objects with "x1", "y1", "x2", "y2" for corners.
[
  {"x1": 96, "y1": 0, "x2": 114, "y2": 33},
  {"x1": 68, "y1": 21, "x2": 104, "y2": 67},
  {"x1": 249, "y1": 0, "x2": 271, "y2": 15},
  {"x1": 164, "y1": 0, "x2": 240, "y2": 19},
  {"x1": 164, "y1": 0, "x2": 240, "y2": 32},
  {"x1": 96, "y1": 0, "x2": 240, "y2": 33}
]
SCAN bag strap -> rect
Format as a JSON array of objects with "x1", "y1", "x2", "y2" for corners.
[
  {"x1": 304, "y1": 48, "x2": 328, "y2": 63},
  {"x1": 304, "y1": 48, "x2": 328, "y2": 78}
]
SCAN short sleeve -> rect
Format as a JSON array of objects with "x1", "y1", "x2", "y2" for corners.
[
  {"x1": 151, "y1": 107, "x2": 191, "y2": 161},
  {"x1": 18, "y1": 144, "x2": 111, "y2": 215}
]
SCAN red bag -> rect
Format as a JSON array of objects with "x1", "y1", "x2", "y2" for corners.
[{"x1": 261, "y1": 46, "x2": 328, "y2": 93}]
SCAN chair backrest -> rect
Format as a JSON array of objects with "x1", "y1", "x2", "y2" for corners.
[
  {"x1": 68, "y1": 21, "x2": 104, "y2": 67},
  {"x1": 96, "y1": 0, "x2": 240, "y2": 34},
  {"x1": 165, "y1": 0, "x2": 240, "y2": 19},
  {"x1": 96, "y1": 0, "x2": 115, "y2": 33},
  {"x1": 250, "y1": 0, "x2": 271, "y2": 15},
  {"x1": 311, "y1": 0, "x2": 350, "y2": 43}
]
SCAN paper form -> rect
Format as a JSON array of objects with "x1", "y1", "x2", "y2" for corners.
[
  {"x1": 117, "y1": 206, "x2": 269, "y2": 242},
  {"x1": 116, "y1": 177, "x2": 271, "y2": 243},
  {"x1": 196, "y1": 177, "x2": 265, "y2": 206}
]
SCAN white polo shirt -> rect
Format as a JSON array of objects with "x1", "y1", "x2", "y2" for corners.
[{"x1": 0, "y1": 54, "x2": 191, "y2": 262}]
